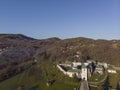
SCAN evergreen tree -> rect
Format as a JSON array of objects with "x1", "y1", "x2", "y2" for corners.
[
  {"x1": 103, "y1": 75, "x2": 110, "y2": 90},
  {"x1": 116, "y1": 82, "x2": 120, "y2": 90}
]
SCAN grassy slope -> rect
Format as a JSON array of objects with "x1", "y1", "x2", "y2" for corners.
[
  {"x1": 37, "y1": 61, "x2": 79, "y2": 90},
  {"x1": 0, "y1": 61, "x2": 119, "y2": 90},
  {"x1": 0, "y1": 68, "x2": 37, "y2": 90},
  {"x1": 88, "y1": 73, "x2": 106, "y2": 82},
  {"x1": 89, "y1": 72, "x2": 120, "y2": 89},
  {"x1": 0, "y1": 61, "x2": 79, "y2": 90},
  {"x1": 109, "y1": 73, "x2": 120, "y2": 89}
]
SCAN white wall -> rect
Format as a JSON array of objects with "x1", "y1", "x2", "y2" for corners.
[
  {"x1": 81, "y1": 68, "x2": 87, "y2": 80},
  {"x1": 72, "y1": 62, "x2": 81, "y2": 67},
  {"x1": 108, "y1": 69, "x2": 117, "y2": 74}
]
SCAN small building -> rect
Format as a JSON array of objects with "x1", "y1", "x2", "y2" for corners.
[
  {"x1": 107, "y1": 69, "x2": 117, "y2": 74},
  {"x1": 95, "y1": 65, "x2": 104, "y2": 74},
  {"x1": 98, "y1": 62, "x2": 108, "y2": 68},
  {"x1": 72, "y1": 62, "x2": 81, "y2": 67},
  {"x1": 57, "y1": 61, "x2": 93, "y2": 81},
  {"x1": 72, "y1": 62, "x2": 82, "y2": 69},
  {"x1": 114, "y1": 67, "x2": 120, "y2": 71}
]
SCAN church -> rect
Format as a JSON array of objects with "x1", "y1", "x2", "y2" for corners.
[{"x1": 57, "y1": 61, "x2": 93, "y2": 81}]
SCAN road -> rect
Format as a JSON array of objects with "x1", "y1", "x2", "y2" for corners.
[{"x1": 79, "y1": 80, "x2": 89, "y2": 90}]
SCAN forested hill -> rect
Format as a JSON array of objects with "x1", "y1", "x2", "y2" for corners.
[{"x1": 0, "y1": 34, "x2": 120, "y2": 68}]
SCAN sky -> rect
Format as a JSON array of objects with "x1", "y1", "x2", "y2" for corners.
[{"x1": 0, "y1": 0, "x2": 120, "y2": 40}]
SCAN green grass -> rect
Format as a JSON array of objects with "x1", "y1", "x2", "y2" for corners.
[
  {"x1": 0, "y1": 67, "x2": 37, "y2": 90},
  {"x1": 0, "y1": 61, "x2": 120, "y2": 90},
  {"x1": 0, "y1": 61, "x2": 80, "y2": 90},
  {"x1": 36, "y1": 61, "x2": 79, "y2": 90},
  {"x1": 2, "y1": 61, "x2": 119, "y2": 90},
  {"x1": 88, "y1": 72, "x2": 106, "y2": 83},
  {"x1": 109, "y1": 73, "x2": 120, "y2": 89},
  {"x1": 89, "y1": 72, "x2": 120, "y2": 90}
]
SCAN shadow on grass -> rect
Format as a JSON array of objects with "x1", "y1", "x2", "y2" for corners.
[{"x1": 26, "y1": 84, "x2": 39, "y2": 90}]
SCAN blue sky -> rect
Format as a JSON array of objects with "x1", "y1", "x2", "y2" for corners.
[{"x1": 0, "y1": 0, "x2": 120, "y2": 39}]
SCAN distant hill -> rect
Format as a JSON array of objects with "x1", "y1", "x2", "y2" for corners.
[
  {"x1": 0, "y1": 34, "x2": 35, "y2": 41},
  {"x1": 0, "y1": 34, "x2": 120, "y2": 78}
]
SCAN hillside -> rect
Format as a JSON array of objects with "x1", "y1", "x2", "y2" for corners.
[
  {"x1": 43, "y1": 37, "x2": 120, "y2": 65},
  {"x1": 0, "y1": 34, "x2": 120, "y2": 90},
  {"x1": 0, "y1": 34, "x2": 120, "y2": 68},
  {"x1": 50, "y1": 37, "x2": 120, "y2": 65}
]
